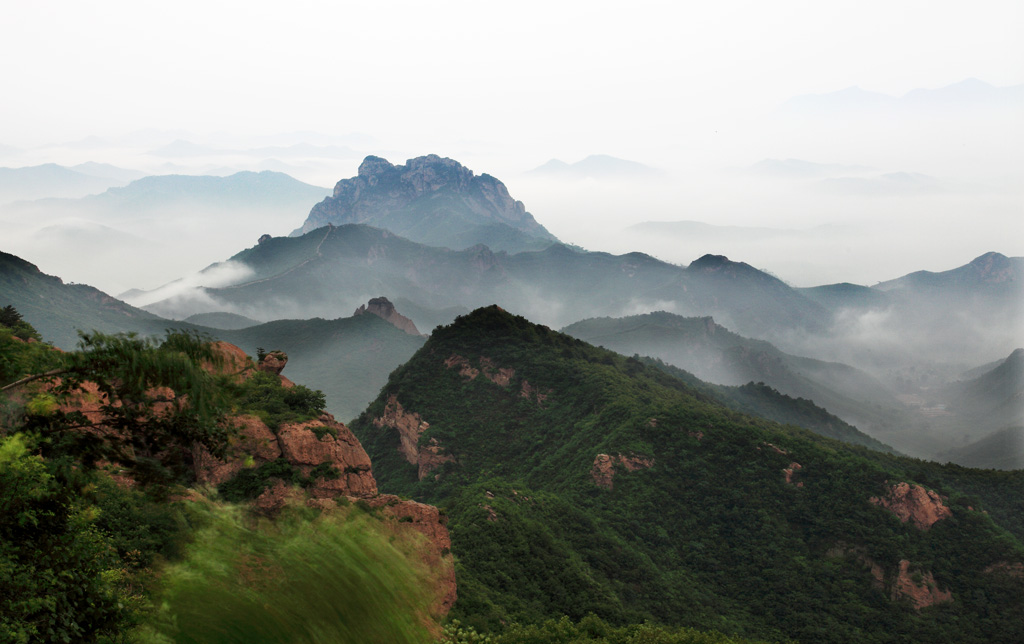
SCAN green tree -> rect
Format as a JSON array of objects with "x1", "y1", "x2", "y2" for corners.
[{"x1": 6, "y1": 330, "x2": 234, "y2": 485}]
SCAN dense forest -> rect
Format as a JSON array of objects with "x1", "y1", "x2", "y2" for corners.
[{"x1": 352, "y1": 306, "x2": 1024, "y2": 644}]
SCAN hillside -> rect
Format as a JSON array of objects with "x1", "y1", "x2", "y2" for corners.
[
  {"x1": 296, "y1": 154, "x2": 558, "y2": 253},
  {"x1": 351, "y1": 306, "x2": 1024, "y2": 644},
  {"x1": 561, "y1": 311, "x2": 907, "y2": 443},
  {"x1": 0, "y1": 250, "x2": 167, "y2": 348}
]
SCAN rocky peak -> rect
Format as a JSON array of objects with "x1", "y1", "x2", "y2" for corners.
[
  {"x1": 258, "y1": 349, "x2": 289, "y2": 375},
  {"x1": 357, "y1": 155, "x2": 396, "y2": 179},
  {"x1": 298, "y1": 155, "x2": 557, "y2": 252},
  {"x1": 353, "y1": 296, "x2": 421, "y2": 336}
]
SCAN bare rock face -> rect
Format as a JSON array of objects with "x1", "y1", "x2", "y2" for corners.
[
  {"x1": 373, "y1": 394, "x2": 454, "y2": 479},
  {"x1": 783, "y1": 462, "x2": 803, "y2": 486},
  {"x1": 208, "y1": 341, "x2": 254, "y2": 380},
  {"x1": 298, "y1": 155, "x2": 557, "y2": 251},
  {"x1": 354, "y1": 296, "x2": 421, "y2": 336},
  {"x1": 591, "y1": 453, "x2": 654, "y2": 490},
  {"x1": 870, "y1": 482, "x2": 952, "y2": 530},
  {"x1": 891, "y1": 559, "x2": 953, "y2": 609},
  {"x1": 277, "y1": 417, "x2": 377, "y2": 498},
  {"x1": 258, "y1": 350, "x2": 288, "y2": 376}
]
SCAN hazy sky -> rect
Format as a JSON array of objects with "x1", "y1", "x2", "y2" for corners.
[
  {"x1": 2, "y1": 1, "x2": 1019, "y2": 147},
  {"x1": 1, "y1": 1, "x2": 1022, "y2": 290}
]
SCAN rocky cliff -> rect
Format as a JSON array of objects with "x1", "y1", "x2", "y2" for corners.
[
  {"x1": 194, "y1": 342, "x2": 457, "y2": 615},
  {"x1": 296, "y1": 155, "x2": 558, "y2": 253},
  {"x1": 354, "y1": 296, "x2": 422, "y2": 336}
]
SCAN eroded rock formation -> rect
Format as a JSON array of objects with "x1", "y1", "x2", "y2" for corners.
[
  {"x1": 591, "y1": 453, "x2": 655, "y2": 490},
  {"x1": 890, "y1": 559, "x2": 953, "y2": 609},
  {"x1": 870, "y1": 482, "x2": 952, "y2": 530},
  {"x1": 373, "y1": 394, "x2": 454, "y2": 479},
  {"x1": 354, "y1": 296, "x2": 422, "y2": 336}
]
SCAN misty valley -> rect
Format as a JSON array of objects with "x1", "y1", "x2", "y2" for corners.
[{"x1": 1, "y1": 153, "x2": 1021, "y2": 644}]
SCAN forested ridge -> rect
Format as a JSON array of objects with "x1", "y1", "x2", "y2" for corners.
[{"x1": 353, "y1": 306, "x2": 1024, "y2": 644}]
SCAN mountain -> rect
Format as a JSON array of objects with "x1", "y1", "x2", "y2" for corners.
[
  {"x1": 561, "y1": 311, "x2": 905, "y2": 443},
  {"x1": 0, "y1": 252, "x2": 423, "y2": 420},
  {"x1": 2, "y1": 171, "x2": 332, "y2": 293},
  {"x1": 138, "y1": 224, "x2": 832, "y2": 339},
  {"x1": 527, "y1": 155, "x2": 660, "y2": 180},
  {"x1": 214, "y1": 313, "x2": 427, "y2": 422},
  {"x1": 744, "y1": 158, "x2": 873, "y2": 179},
  {"x1": 180, "y1": 311, "x2": 261, "y2": 329},
  {"x1": 924, "y1": 348, "x2": 1024, "y2": 466},
  {"x1": 794, "y1": 252, "x2": 1023, "y2": 373},
  {"x1": 294, "y1": 155, "x2": 558, "y2": 253},
  {"x1": 351, "y1": 306, "x2": 1024, "y2": 642},
  {"x1": 935, "y1": 426, "x2": 1024, "y2": 470},
  {"x1": 0, "y1": 163, "x2": 129, "y2": 204},
  {"x1": 780, "y1": 79, "x2": 1024, "y2": 116},
  {"x1": 0, "y1": 250, "x2": 167, "y2": 349}
]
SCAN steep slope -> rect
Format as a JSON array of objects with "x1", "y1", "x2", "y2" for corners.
[
  {"x1": 296, "y1": 155, "x2": 558, "y2": 253},
  {"x1": 561, "y1": 311, "x2": 904, "y2": 441},
  {"x1": 0, "y1": 250, "x2": 167, "y2": 348},
  {"x1": 141, "y1": 224, "x2": 832, "y2": 339},
  {"x1": 351, "y1": 306, "x2": 1024, "y2": 643}
]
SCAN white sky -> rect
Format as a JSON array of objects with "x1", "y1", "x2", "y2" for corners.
[
  {"x1": 2, "y1": 1, "x2": 1020, "y2": 149},
  {"x1": 1, "y1": 1, "x2": 1022, "y2": 290}
]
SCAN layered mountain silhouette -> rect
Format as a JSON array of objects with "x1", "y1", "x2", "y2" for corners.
[
  {"x1": 295, "y1": 155, "x2": 558, "y2": 253},
  {"x1": 137, "y1": 224, "x2": 832, "y2": 339}
]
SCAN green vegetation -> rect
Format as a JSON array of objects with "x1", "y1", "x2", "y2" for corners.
[
  {"x1": 135, "y1": 502, "x2": 434, "y2": 644},
  {"x1": 232, "y1": 368, "x2": 326, "y2": 430},
  {"x1": 0, "y1": 321, "x2": 429, "y2": 643},
  {"x1": 217, "y1": 458, "x2": 340, "y2": 502},
  {"x1": 352, "y1": 306, "x2": 1024, "y2": 644}
]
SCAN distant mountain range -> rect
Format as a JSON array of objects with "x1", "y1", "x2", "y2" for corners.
[
  {"x1": 527, "y1": 154, "x2": 661, "y2": 180},
  {"x1": 0, "y1": 163, "x2": 143, "y2": 204},
  {"x1": 2, "y1": 170, "x2": 331, "y2": 293},
  {"x1": 295, "y1": 155, "x2": 558, "y2": 254},
  {"x1": 780, "y1": 78, "x2": 1024, "y2": 116},
  {"x1": 133, "y1": 224, "x2": 832, "y2": 340}
]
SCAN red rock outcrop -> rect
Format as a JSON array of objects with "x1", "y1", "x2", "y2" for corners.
[
  {"x1": 372, "y1": 394, "x2": 454, "y2": 479},
  {"x1": 277, "y1": 417, "x2": 377, "y2": 498},
  {"x1": 870, "y1": 482, "x2": 952, "y2": 530},
  {"x1": 193, "y1": 413, "x2": 377, "y2": 499},
  {"x1": 890, "y1": 559, "x2": 953, "y2": 609},
  {"x1": 591, "y1": 453, "x2": 655, "y2": 490},
  {"x1": 354, "y1": 296, "x2": 422, "y2": 336},
  {"x1": 783, "y1": 462, "x2": 803, "y2": 487},
  {"x1": 258, "y1": 350, "x2": 288, "y2": 375},
  {"x1": 826, "y1": 545, "x2": 951, "y2": 609}
]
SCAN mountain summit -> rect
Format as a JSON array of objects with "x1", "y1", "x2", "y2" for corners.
[{"x1": 295, "y1": 155, "x2": 558, "y2": 253}]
